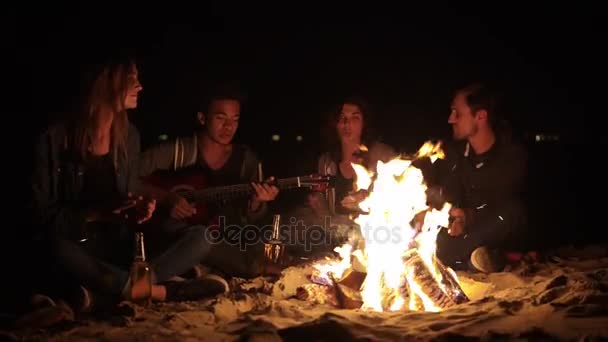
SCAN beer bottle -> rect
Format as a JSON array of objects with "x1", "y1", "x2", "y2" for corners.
[
  {"x1": 129, "y1": 232, "x2": 152, "y2": 306},
  {"x1": 264, "y1": 215, "x2": 285, "y2": 272}
]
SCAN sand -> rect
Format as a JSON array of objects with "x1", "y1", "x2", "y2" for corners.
[{"x1": 4, "y1": 244, "x2": 608, "y2": 341}]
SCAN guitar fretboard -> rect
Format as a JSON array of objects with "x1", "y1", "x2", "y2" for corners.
[{"x1": 183, "y1": 177, "x2": 313, "y2": 203}]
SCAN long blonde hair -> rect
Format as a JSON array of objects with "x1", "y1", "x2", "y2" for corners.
[{"x1": 69, "y1": 58, "x2": 134, "y2": 164}]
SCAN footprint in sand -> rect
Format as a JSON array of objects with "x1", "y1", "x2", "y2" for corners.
[
  {"x1": 566, "y1": 304, "x2": 608, "y2": 318},
  {"x1": 498, "y1": 300, "x2": 525, "y2": 314},
  {"x1": 428, "y1": 322, "x2": 453, "y2": 331},
  {"x1": 429, "y1": 311, "x2": 499, "y2": 331}
]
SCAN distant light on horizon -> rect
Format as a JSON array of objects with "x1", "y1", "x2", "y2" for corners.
[
  {"x1": 535, "y1": 134, "x2": 560, "y2": 142},
  {"x1": 296, "y1": 135, "x2": 303, "y2": 142},
  {"x1": 159, "y1": 134, "x2": 169, "y2": 141},
  {"x1": 272, "y1": 134, "x2": 280, "y2": 141}
]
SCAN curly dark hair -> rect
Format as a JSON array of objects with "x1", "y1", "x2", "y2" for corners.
[{"x1": 322, "y1": 95, "x2": 377, "y2": 161}]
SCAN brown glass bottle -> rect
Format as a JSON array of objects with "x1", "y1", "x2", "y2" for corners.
[
  {"x1": 129, "y1": 232, "x2": 152, "y2": 306},
  {"x1": 264, "y1": 215, "x2": 285, "y2": 273}
]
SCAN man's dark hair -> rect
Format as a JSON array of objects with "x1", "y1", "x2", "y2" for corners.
[
  {"x1": 199, "y1": 83, "x2": 246, "y2": 113},
  {"x1": 457, "y1": 82, "x2": 508, "y2": 134}
]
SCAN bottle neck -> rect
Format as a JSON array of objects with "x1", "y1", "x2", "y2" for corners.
[
  {"x1": 271, "y1": 214, "x2": 281, "y2": 241},
  {"x1": 134, "y1": 232, "x2": 146, "y2": 262}
]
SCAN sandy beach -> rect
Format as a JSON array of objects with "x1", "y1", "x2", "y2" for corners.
[{"x1": 5, "y1": 244, "x2": 608, "y2": 341}]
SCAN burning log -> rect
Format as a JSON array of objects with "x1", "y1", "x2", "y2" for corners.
[
  {"x1": 310, "y1": 273, "x2": 333, "y2": 287},
  {"x1": 436, "y1": 261, "x2": 469, "y2": 305},
  {"x1": 304, "y1": 263, "x2": 367, "y2": 309},
  {"x1": 337, "y1": 268, "x2": 366, "y2": 291},
  {"x1": 403, "y1": 251, "x2": 469, "y2": 310},
  {"x1": 406, "y1": 281, "x2": 425, "y2": 311},
  {"x1": 296, "y1": 284, "x2": 338, "y2": 307},
  {"x1": 330, "y1": 273, "x2": 364, "y2": 309},
  {"x1": 335, "y1": 283, "x2": 364, "y2": 309}
]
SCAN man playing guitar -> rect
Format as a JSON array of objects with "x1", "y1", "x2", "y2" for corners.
[{"x1": 139, "y1": 86, "x2": 280, "y2": 278}]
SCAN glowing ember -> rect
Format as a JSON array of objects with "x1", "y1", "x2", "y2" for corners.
[{"x1": 312, "y1": 141, "x2": 468, "y2": 312}]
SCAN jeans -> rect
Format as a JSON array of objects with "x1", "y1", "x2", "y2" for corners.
[
  {"x1": 202, "y1": 238, "x2": 266, "y2": 279},
  {"x1": 52, "y1": 224, "x2": 211, "y2": 296}
]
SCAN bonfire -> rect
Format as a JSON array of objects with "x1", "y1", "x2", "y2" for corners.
[
  {"x1": 13, "y1": 141, "x2": 608, "y2": 341},
  {"x1": 311, "y1": 141, "x2": 469, "y2": 312}
]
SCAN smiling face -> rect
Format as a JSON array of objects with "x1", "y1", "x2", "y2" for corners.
[
  {"x1": 198, "y1": 98, "x2": 240, "y2": 145},
  {"x1": 336, "y1": 103, "x2": 364, "y2": 145}
]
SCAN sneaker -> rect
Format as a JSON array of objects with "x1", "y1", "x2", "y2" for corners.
[
  {"x1": 30, "y1": 293, "x2": 56, "y2": 309},
  {"x1": 67, "y1": 285, "x2": 116, "y2": 314},
  {"x1": 15, "y1": 294, "x2": 75, "y2": 329},
  {"x1": 179, "y1": 264, "x2": 210, "y2": 280},
  {"x1": 71, "y1": 286, "x2": 93, "y2": 313},
  {"x1": 470, "y1": 246, "x2": 504, "y2": 273},
  {"x1": 163, "y1": 274, "x2": 229, "y2": 302},
  {"x1": 55, "y1": 285, "x2": 92, "y2": 314}
]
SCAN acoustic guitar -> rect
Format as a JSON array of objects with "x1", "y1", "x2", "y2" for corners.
[{"x1": 142, "y1": 170, "x2": 331, "y2": 231}]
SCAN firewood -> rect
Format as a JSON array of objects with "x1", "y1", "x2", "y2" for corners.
[
  {"x1": 405, "y1": 255, "x2": 452, "y2": 308},
  {"x1": 435, "y1": 256, "x2": 469, "y2": 305},
  {"x1": 336, "y1": 284, "x2": 363, "y2": 309},
  {"x1": 329, "y1": 273, "x2": 364, "y2": 309},
  {"x1": 403, "y1": 251, "x2": 469, "y2": 309},
  {"x1": 295, "y1": 284, "x2": 338, "y2": 306},
  {"x1": 310, "y1": 273, "x2": 334, "y2": 287},
  {"x1": 337, "y1": 268, "x2": 367, "y2": 291},
  {"x1": 408, "y1": 291, "x2": 424, "y2": 311}
]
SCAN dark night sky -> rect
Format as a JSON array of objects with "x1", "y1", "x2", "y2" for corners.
[
  {"x1": 9, "y1": 5, "x2": 604, "y2": 141},
  {"x1": 6, "y1": 3, "x2": 608, "y2": 243}
]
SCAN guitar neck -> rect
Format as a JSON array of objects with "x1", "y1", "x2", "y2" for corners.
[{"x1": 185, "y1": 176, "x2": 310, "y2": 203}]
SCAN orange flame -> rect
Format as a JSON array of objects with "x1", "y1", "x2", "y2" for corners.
[
  {"x1": 312, "y1": 141, "x2": 465, "y2": 312},
  {"x1": 312, "y1": 244, "x2": 353, "y2": 284},
  {"x1": 415, "y1": 141, "x2": 445, "y2": 163}
]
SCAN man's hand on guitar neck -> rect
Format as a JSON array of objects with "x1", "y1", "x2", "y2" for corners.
[{"x1": 250, "y1": 176, "x2": 280, "y2": 212}]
